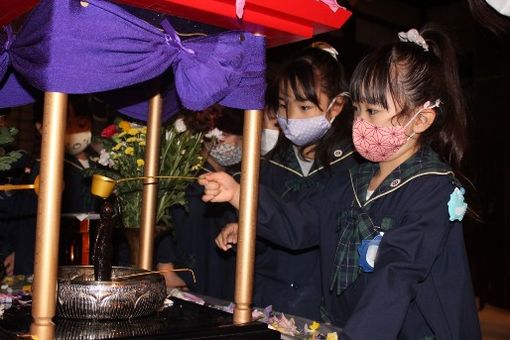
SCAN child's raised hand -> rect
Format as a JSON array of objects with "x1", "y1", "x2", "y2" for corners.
[
  {"x1": 215, "y1": 223, "x2": 239, "y2": 251},
  {"x1": 198, "y1": 172, "x2": 241, "y2": 208}
]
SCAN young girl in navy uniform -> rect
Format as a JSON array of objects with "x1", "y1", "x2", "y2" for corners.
[
  {"x1": 234, "y1": 43, "x2": 357, "y2": 320},
  {"x1": 201, "y1": 25, "x2": 481, "y2": 339}
]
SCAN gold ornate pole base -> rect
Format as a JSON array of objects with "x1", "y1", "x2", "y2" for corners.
[
  {"x1": 138, "y1": 80, "x2": 162, "y2": 270},
  {"x1": 233, "y1": 109, "x2": 263, "y2": 324},
  {"x1": 30, "y1": 92, "x2": 68, "y2": 338}
]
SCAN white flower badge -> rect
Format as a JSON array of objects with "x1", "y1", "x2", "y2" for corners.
[{"x1": 447, "y1": 187, "x2": 468, "y2": 222}]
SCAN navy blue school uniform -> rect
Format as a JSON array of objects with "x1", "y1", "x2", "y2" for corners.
[
  {"x1": 0, "y1": 153, "x2": 38, "y2": 275},
  {"x1": 254, "y1": 139, "x2": 357, "y2": 320},
  {"x1": 61, "y1": 153, "x2": 99, "y2": 214},
  {"x1": 254, "y1": 146, "x2": 481, "y2": 340},
  {"x1": 156, "y1": 163, "x2": 239, "y2": 301}
]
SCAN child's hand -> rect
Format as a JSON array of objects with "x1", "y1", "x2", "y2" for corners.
[
  {"x1": 215, "y1": 223, "x2": 239, "y2": 251},
  {"x1": 198, "y1": 172, "x2": 240, "y2": 208}
]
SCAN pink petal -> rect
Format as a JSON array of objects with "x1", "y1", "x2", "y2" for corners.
[
  {"x1": 236, "y1": 0, "x2": 246, "y2": 19},
  {"x1": 319, "y1": 0, "x2": 344, "y2": 13}
]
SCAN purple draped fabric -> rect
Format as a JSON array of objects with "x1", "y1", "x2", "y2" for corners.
[
  {"x1": 0, "y1": 0, "x2": 266, "y2": 119},
  {"x1": 1, "y1": 25, "x2": 37, "y2": 107},
  {"x1": 0, "y1": 71, "x2": 38, "y2": 108}
]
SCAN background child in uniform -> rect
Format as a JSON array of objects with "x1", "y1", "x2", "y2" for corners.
[{"x1": 156, "y1": 106, "x2": 243, "y2": 301}]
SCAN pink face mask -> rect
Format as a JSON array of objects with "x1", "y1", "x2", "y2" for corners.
[{"x1": 352, "y1": 100, "x2": 440, "y2": 162}]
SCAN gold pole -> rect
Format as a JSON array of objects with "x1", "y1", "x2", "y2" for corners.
[
  {"x1": 30, "y1": 92, "x2": 68, "y2": 339},
  {"x1": 138, "y1": 80, "x2": 162, "y2": 269},
  {"x1": 233, "y1": 109, "x2": 263, "y2": 324}
]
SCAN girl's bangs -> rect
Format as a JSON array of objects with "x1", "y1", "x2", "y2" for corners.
[
  {"x1": 282, "y1": 60, "x2": 321, "y2": 107},
  {"x1": 350, "y1": 49, "x2": 393, "y2": 110}
]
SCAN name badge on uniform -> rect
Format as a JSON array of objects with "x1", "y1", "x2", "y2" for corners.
[{"x1": 358, "y1": 232, "x2": 384, "y2": 273}]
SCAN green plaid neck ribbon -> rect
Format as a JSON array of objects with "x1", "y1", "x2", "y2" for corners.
[{"x1": 329, "y1": 146, "x2": 454, "y2": 296}]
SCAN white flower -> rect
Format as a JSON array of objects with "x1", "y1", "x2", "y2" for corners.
[
  {"x1": 174, "y1": 118, "x2": 187, "y2": 133},
  {"x1": 165, "y1": 129, "x2": 173, "y2": 141},
  {"x1": 130, "y1": 122, "x2": 144, "y2": 129},
  {"x1": 98, "y1": 149, "x2": 114, "y2": 167},
  {"x1": 205, "y1": 128, "x2": 224, "y2": 141}
]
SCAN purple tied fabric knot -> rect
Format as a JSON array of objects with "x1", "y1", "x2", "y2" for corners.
[{"x1": 161, "y1": 19, "x2": 195, "y2": 55}]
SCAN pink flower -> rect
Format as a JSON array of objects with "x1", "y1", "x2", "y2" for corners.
[{"x1": 101, "y1": 124, "x2": 117, "y2": 138}]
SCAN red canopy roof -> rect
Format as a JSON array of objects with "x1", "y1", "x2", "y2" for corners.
[{"x1": 0, "y1": 0, "x2": 351, "y2": 47}]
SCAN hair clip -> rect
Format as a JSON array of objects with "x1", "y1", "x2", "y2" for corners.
[
  {"x1": 311, "y1": 41, "x2": 339, "y2": 60},
  {"x1": 398, "y1": 29, "x2": 429, "y2": 52},
  {"x1": 423, "y1": 99, "x2": 441, "y2": 109}
]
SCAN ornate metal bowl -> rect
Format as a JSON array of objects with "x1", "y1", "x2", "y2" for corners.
[{"x1": 57, "y1": 266, "x2": 166, "y2": 320}]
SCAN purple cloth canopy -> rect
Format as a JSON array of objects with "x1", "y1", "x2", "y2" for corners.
[{"x1": 0, "y1": 0, "x2": 266, "y2": 120}]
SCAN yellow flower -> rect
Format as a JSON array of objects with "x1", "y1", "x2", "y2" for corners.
[
  {"x1": 112, "y1": 143, "x2": 123, "y2": 151},
  {"x1": 126, "y1": 137, "x2": 137, "y2": 143},
  {"x1": 119, "y1": 121, "x2": 131, "y2": 133},
  {"x1": 309, "y1": 321, "x2": 320, "y2": 331},
  {"x1": 139, "y1": 141, "x2": 146, "y2": 146},
  {"x1": 136, "y1": 159, "x2": 145, "y2": 167},
  {"x1": 124, "y1": 147, "x2": 134, "y2": 156},
  {"x1": 326, "y1": 332, "x2": 338, "y2": 340},
  {"x1": 128, "y1": 128, "x2": 139, "y2": 136}
]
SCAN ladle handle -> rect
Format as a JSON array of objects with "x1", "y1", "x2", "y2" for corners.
[{"x1": 115, "y1": 268, "x2": 196, "y2": 283}]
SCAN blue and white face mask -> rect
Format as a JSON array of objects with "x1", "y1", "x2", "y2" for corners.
[
  {"x1": 276, "y1": 97, "x2": 338, "y2": 146},
  {"x1": 277, "y1": 114, "x2": 331, "y2": 146}
]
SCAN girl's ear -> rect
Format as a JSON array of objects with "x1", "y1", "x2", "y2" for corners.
[
  {"x1": 328, "y1": 96, "x2": 346, "y2": 119},
  {"x1": 412, "y1": 108, "x2": 436, "y2": 133}
]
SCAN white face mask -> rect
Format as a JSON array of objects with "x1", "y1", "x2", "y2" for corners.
[
  {"x1": 260, "y1": 129, "x2": 279, "y2": 155},
  {"x1": 486, "y1": 0, "x2": 510, "y2": 16},
  {"x1": 64, "y1": 131, "x2": 91, "y2": 156}
]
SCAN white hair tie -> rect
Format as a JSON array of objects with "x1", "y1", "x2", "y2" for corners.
[
  {"x1": 311, "y1": 41, "x2": 339, "y2": 60},
  {"x1": 398, "y1": 29, "x2": 429, "y2": 52}
]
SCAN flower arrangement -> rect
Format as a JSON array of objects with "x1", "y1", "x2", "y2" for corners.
[
  {"x1": 0, "y1": 127, "x2": 22, "y2": 172},
  {"x1": 96, "y1": 117, "x2": 204, "y2": 229}
]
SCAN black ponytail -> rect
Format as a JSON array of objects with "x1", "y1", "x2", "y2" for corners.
[{"x1": 420, "y1": 24, "x2": 467, "y2": 174}]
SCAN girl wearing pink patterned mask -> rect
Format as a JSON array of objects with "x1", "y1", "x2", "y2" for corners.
[
  {"x1": 351, "y1": 96, "x2": 441, "y2": 190},
  {"x1": 199, "y1": 25, "x2": 480, "y2": 339}
]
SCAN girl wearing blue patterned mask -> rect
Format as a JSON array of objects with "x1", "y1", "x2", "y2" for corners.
[{"x1": 215, "y1": 43, "x2": 359, "y2": 321}]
